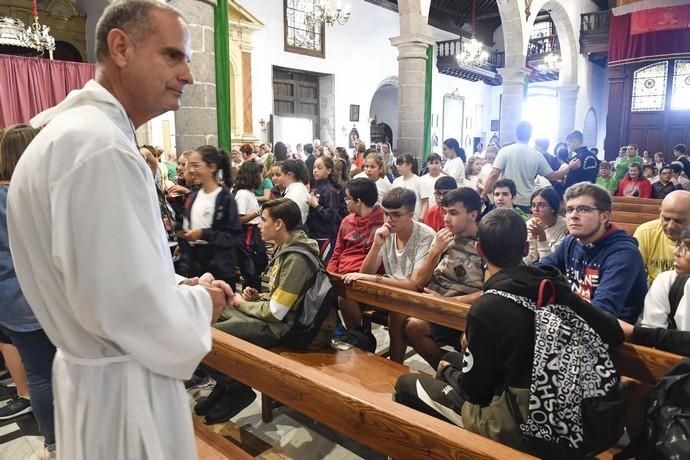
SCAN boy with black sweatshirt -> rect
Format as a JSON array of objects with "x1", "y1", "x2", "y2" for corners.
[{"x1": 393, "y1": 208, "x2": 624, "y2": 452}]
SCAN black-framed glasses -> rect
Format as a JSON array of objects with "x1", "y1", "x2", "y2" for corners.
[
  {"x1": 383, "y1": 210, "x2": 411, "y2": 221},
  {"x1": 565, "y1": 205, "x2": 600, "y2": 215}
]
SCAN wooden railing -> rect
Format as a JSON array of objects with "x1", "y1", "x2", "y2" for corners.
[
  {"x1": 436, "y1": 39, "x2": 504, "y2": 69},
  {"x1": 581, "y1": 10, "x2": 610, "y2": 34}
]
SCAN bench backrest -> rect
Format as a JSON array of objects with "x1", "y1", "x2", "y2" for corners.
[
  {"x1": 611, "y1": 211, "x2": 657, "y2": 225},
  {"x1": 612, "y1": 202, "x2": 660, "y2": 214},
  {"x1": 612, "y1": 197, "x2": 662, "y2": 206}
]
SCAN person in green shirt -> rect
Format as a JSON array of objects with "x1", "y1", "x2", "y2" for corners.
[
  {"x1": 595, "y1": 161, "x2": 618, "y2": 195},
  {"x1": 493, "y1": 178, "x2": 530, "y2": 221},
  {"x1": 615, "y1": 144, "x2": 643, "y2": 182}
]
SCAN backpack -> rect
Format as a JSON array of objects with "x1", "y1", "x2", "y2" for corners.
[
  {"x1": 485, "y1": 279, "x2": 626, "y2": 458},
  {"x1": 272, "y1": 245, "x2": 337, "y2": 349}
]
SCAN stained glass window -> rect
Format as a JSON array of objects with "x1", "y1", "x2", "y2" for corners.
[
  {"x1": 631, "y1": 62, "x2": 668, "y2": 112},
  {"x1": 671, "y1": 60, "x2": 690, "y2": 111},
  {"x1": 284, "y1": 0, "x2": 324, "y2": 58}
]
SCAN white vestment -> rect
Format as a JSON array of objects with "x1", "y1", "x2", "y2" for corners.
[{"x1": 8, "y1": 80, "x2": 213, "y2": 460}]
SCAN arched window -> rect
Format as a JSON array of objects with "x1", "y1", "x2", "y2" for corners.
[
  {"x1": 671, "y1": 59, "x2": 690, "y2": 111},
  {"x1": 631, "y1": 62, "x2": 668, "y2": 112},
  {"x1": 284, "y1": 0, "x2": 325, "y2": 58}
]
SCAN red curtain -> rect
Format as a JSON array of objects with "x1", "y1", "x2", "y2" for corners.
[
  {"x1": 609, "y1": 6, "x2": 690, "y2": 66},
  {"x1": 0, "y1": 55, "x2": 95, "y2": 128}
]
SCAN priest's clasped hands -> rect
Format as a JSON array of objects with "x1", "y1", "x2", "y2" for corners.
[{"x1": 180, "y1": 273, "x2": 233, "y2": 323}]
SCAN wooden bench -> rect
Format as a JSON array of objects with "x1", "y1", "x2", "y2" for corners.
[
  {"x1": 201, "y1": 277, "x2": 683, "y2": 459},
  {"x1": 612, "y1": 197, "x2": 662, "y2": 206},
  {"x1": 610, "y1": 211, "x2": 657, "y2": 226},
  {"x1": 612, "y1": 202, "x2": 660, "y2": 214},
  {"x1": 195, "y1": 416, "x2": 254, "y2": 460},
  {"x1": 204, "y1": 329, "x2": 533, "y2": 460},
  {"x1": 613, "y1": 221, "x2": 640, "y2": 235}
]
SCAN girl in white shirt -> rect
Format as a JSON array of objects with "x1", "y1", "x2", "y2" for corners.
[
  {"x1": 524, "y1": 186, "x2": 568, "y2": 264},
  {"x1": 355, "y1": 153, "x2": 392, "y2": 205},
  {"x1": 393, "y1": 154, "x2": 428, "y2": 220},
  {"x1": 464, "y1": 155, "x2": 485, "y2": 192},
  {"x1": 277, "y1": 159, "x2": 311, "y2": 225},
  {"x1": 234, "y1": 161, "x2": 267, "y2": 289},
  {"x1": 442, "y1": 138, "x2": 466, "y2": 186}
]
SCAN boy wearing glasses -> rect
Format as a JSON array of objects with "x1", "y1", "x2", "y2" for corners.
[
  {"x1": 343, "y1": 188, "x2": 435, "y2": 362},
  {"x1": 537, "y1": 183, "x2": 647, "y2": 323},
  {"x1": 424, "y1": 176, "x2": 458, "y2": 232}
]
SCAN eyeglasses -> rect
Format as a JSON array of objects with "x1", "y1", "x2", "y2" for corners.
[
  {"x1": 676, "y1": 241, "x2": 689, "y2": 257},
  {"x1": 434, "y1": 190, "x2": 452, "y2": 198},
  {"x1": 565, "y1": 205, "x2": 600, "y2": 215},
  {"x1": 531, "y1": 202, "x2": 550, "y2": 210},
  {"x1": 383, "y1": 210, "x2": 411, "y2": 221}
]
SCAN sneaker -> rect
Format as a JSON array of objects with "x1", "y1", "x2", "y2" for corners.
[
  {"x1": 39, "y1": 445, "x2": 56, "y2": 460},
  {"x1": 0, "y1": 384, "x2": 16, "y2": 401},
  {"x1": 187, "y1": 376, "x2": 215, "y2": 392},
  {"x1": 335, "y1": 329, "x2": 377, "y2": 353},
  {"x1": 0, "y1": 396, "x2": 31, "y2": 420},
  {"x1": 204, "y1": 385, "x2": 256, "y2": 425},
  {"x1": 194, "y1": 382, "x2": 226, "y2": 416}
]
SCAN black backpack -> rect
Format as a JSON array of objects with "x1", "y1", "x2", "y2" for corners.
[{"x1": 273, "y1": 245, "x2": 337, "y2": 349}]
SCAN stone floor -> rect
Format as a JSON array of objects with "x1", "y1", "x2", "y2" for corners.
[{"x1": 0, "y1": 324, "x2": 436, "y2": 459}]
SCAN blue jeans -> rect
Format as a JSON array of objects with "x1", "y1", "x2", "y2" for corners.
[{"x1": 1, "y1": 326, "x2": 55, "y2": 446}]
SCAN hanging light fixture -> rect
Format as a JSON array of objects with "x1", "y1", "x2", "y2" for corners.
[
  {"x1": 538, "y1": 52, "x2": 561, "y2": 74},
  {"x1": 305, "y1": 0, "x2": 351, "y2": 27},
  {"x1": 0, "y1": 0, "x2": 55, "y2": 59},
  {"x1": 456, "y1": 0, "x2": 489, "y2": 67}
]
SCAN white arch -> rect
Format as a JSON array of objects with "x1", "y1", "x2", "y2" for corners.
[
  {"x1": 526, "y1": 0, "x2": 578, "y2": 85},
  {"x1": 583, "y1": 107, "x2": 598, "y2": 149},
  {"x1": 496, "y1": 0, "x2": 526, "y2": 69}
]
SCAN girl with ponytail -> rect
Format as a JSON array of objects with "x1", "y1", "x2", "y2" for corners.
[{"x1": 177, "y1": 145, "x2": 242, "y2": 285}]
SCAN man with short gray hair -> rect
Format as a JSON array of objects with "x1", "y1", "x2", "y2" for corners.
[{"x1": 8, "y1": 1, "x2": 232, "y2": 458}]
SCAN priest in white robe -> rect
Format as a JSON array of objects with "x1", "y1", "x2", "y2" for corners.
[{"x1": 7, "y1": 2, "x2": 230, "y2": 459}]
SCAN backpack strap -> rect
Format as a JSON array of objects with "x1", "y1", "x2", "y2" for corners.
[
  {"x1": 536, "y1": 279, "x2": 556, "y2": 310},
  {"x1": 483, "y1": 289, "x2": 537, "y2": 313},
  {"x1": 668, "y1": 274, "x2": 689, "y2": 330},
  {"x1": 272, "y1": 245, "x2": 323, "y2": 272}
]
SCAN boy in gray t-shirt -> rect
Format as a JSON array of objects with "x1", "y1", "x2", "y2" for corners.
[{"x1": 343, "y1": 188, "x2": 434, "y2": 362}]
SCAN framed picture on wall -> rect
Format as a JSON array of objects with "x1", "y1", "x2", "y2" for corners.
[{"x1": 349, "y1": 104, "x2": 360, "y2": 122}]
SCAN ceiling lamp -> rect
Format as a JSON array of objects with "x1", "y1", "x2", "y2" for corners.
[
  {"x1": 305, "y1": 0, "x2": 351, "y2": 27},
  {"x1": 456, "y1": 0, "x2": 489, "y2": 67},
  {"x1": 0, "y1": 0, "x2": 55, "y2": 59},
  {"x1": 538, "y1": 52, "x2": 561, "y2": 74}
]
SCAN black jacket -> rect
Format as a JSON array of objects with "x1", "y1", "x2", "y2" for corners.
[
  {"x1": 177, "y1": 187, "x2": 242, "y2": 283},
  {"x1": 564, "y1": 146, "x2": 599, "y2": 189},
  {"x1": 439, "y1": 265, "x2": 624, "y2": 406},
  {"x1": 306, "y1": 179, "x2": 342, "y2": 240}
]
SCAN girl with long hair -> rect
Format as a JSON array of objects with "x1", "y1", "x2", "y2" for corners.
[
  {"x1": 617, "y1": 162, "x2": 652, "y2": 198},
  {"x1": 356, "y1": 153, "x2": 392, "y2": 204},
  {"x1": 276, "y1": 159, "x2": 311, "y2": 224},
  {"x1": 442, "y1": 138, "x2": 466, "y2": 185},
  {"x1": 307, "y1": 156, "x2": 344, "y2": 258},
  {"x1": 177, "y1": 145, "x2": 242, "y2": 285},
  {"x1": 234, "y1": 161, "x2": 268, "y2": 289},
  {"x1": 393, "y1": 154, "x2": 428, "y2": 220},
  {"x1": 524, "y1": 186, "x2": 568, "y2": 264}
]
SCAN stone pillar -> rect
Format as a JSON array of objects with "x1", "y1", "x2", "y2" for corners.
[
  {"x1": 498, "y1": 67, "x2": 529, "y2": 145},
  {"x1": 390, "y1": 34, "x2": 435, "y2": 157},
  {"x1": 557, "y1": 85, "x2": 579, "y2": 142},
  {"x1": 169, "y1": 0, "x2": 218, "y2": 153}
]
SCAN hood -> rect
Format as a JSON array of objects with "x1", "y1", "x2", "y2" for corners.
[
  {"x1": 30, "y1": 80, "x2": 131, "y2": 133},
  {"x1": 484, "y1": 264, "x2": 571, "y2": 303},
  {"x1": 584, "y1": 225, "x2": 639, "y2": 254},
  {"x1": 281, "y1": 230, "x2": 320, "y2": 258},
  {"x1": 353, "y1": 205, "x2": 383, "y2": 227}
]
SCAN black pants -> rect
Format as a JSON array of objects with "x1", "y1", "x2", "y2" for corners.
[{"x1": 393, "y1": 351, "x2": 466, "y2": 426}]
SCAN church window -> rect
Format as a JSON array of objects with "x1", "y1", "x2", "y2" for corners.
[
  {"x1": 631, "y1": 62, "x2": 668, "y2": 112},
  {"x1": 284, "y1": 0, "x2": 325, "y2": 58},
  {"x1": 671, "y1": 60, "x2": 690, "y2": 111}
]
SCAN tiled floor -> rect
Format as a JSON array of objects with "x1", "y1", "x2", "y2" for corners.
[{"x1": 0, "y1": 324, "x2": 436, "y2": 459}]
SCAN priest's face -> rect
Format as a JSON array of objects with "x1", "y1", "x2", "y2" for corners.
[{"x1": 122, "y1": 8, "x2": 194, "y2": 125}]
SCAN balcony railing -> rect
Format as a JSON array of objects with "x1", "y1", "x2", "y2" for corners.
[
  {"x1": 527, "y1": 35, "x2": 560, "y2": 58},
  {"x1": 436, "y1": 39, "x2": 504, "y2": 85},
  {"x1": 581, "y1": 11, "x2": 610, "y2": 34}
]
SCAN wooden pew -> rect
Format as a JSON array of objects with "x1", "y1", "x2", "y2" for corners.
[
  {"x1": 610, "y1": 211, "x2": 657, "y2": 226},
  {"x1": 612, "y1": 221, "x2": 640, "y2": 235},
  {"x1": 204, "y1": 329, "x2": 534, "y2": 460},
  {"x1": 195, "y1": 417, "x2": 254, "y2": 460},
  {"x1": 612, "y1": 197, "x2": 662, "y2": 206},
  {"x1": 612, "y1": 202, "x2": 660, "y2": 214}
]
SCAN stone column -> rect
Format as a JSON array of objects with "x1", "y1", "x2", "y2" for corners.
[
  {"x1": 169, "y1": 0, "x2": 218, "y2": 153},
  {"x1": 497, "y1": 67, "x2": 529, "y2": 145},
  {"x1": 390, "y1": 33, "x2": 435, "y2": 157},
  {"x1": 557, "y1": 85, "x2": 579, "y2": 142}
]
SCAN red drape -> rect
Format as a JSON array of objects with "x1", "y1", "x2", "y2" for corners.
[
  {"x1": 609, "y1": 6, "x2": 690, "y2": 66},
  {"x1": 0, "y1": 54, "x2": 95, "y2": 128}
]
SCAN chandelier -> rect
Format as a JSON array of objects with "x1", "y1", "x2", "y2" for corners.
[
  {"x1": 538, "y1": 52, "x2": 561, "y2": 74},
  {"x1": 305, "y1": 0, "x2": 351, "y2": 27},
  {"x1": 0, "y1": 1, "x2": 55, "y2": 59},
  {"x1": 456, "y1": 0, "x2": 488, "y2": 67}
]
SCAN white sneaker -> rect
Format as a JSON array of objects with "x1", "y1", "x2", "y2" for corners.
[{"x1": 39, "y1": 446, "x2": 56, "y2": 460}]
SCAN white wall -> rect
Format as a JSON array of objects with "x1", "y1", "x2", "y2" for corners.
[
  {"x1": 369, "y1": 84, "x2": 399, "y2": 146},
  {"x1": 238, "y1": 0, "x2": 496, "y2": 153}
]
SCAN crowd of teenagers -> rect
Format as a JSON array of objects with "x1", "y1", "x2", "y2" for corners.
[{"x1": 2, "y1": 117, "x2": 690, "y2": 457}]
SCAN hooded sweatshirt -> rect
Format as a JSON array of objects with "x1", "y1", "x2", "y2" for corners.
[
  {"x1": 439, "y1": 265, "x2": 624, "y2": 407},
  {"x1": 237, "y1": 230, "x2": 320, "y2": 338},
  {"x1": 537, "y1": 226, "x2": 647, "y2": 323},
  {"x1": 327, "y1": 206, "x2": 384, "y2": 274}
]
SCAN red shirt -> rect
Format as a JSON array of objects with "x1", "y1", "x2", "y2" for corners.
[{"x1": 424, "y1": 206, "x2": 444, "y2": 232}]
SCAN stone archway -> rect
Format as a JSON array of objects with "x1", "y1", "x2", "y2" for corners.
[
  {"x1": 527, "y1": 0, "x2": 578, "y2": 86},
  {"x1": 370, "y1": 76, "x2": 399, "y2": 148}
]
